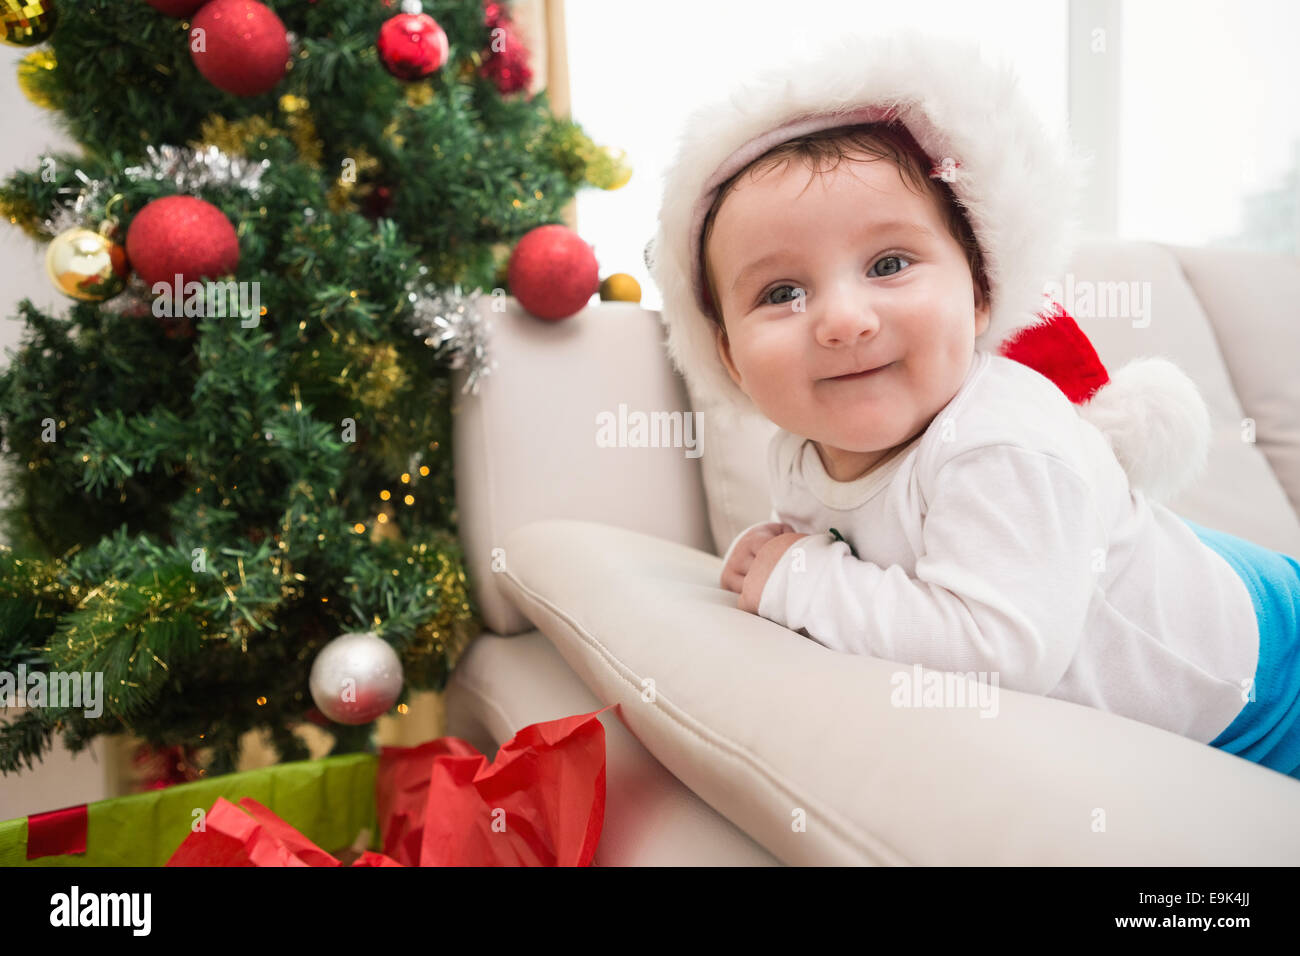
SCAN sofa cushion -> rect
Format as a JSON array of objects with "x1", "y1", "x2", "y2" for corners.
[
  {"x1": 499, "y1": 518, "x2": 1300, "y2": 865},
  {"x1": 694, "y1": 403, "x2": 778, "y2": 556},
  {"x1": 1169, "y1": 243, "x2": 1300, "y2": 526}
]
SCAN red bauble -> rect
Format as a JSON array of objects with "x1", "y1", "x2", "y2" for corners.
[
  {"x1": 361, "y1": 185, "x2": 395, "y2": 220},
  {"x1": 144, "y1": 0, "x2": 208, "y2": 16},
  {"x1": 131, "y1": 743, "x2": 201, "y2": 791},
  {"x1": 507, "y1": 225, "x2": 600, "y2": 321},
  {"x1": 483, "y1": 2, "x2": 509, "y2": 30},
  {"x1": 480, "y1": 23, "x2": 532, "y2": 95},
  {"x1": 190, "y1": 0, "x2": 290, "y2": 97},
  {"x1": 125, "y1": 196, "x2": 240, "y2": 288},
  {"x1": 377, "y1": 11, "x2": 449, "y2": 80}
]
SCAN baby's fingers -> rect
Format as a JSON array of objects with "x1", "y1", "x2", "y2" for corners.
[
  {"x1": 721, "y1": 550, "x2": 756, "y2": 593},
  {"x1": 720, "y1": 562, "x2": 745, "y2": 593}
]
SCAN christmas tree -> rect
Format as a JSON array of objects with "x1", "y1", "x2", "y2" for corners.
[{"x1": 0, "y1": 0, "x2": 623, "y2": 778}]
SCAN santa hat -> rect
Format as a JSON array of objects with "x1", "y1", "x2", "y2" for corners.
[{"x1": 646, "y1": 31, "x2": 1210, "y2": 505}]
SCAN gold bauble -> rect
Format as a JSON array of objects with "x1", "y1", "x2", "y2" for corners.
[
  {"x1": 599, "y1": 273, "x2": 641, "y2": 303},
  {"x1": 1, "y1": 0, "x2": 56, "y2": 47},
  {"x1": 45, "y1": 226, "x2": 130, "y2": 302},
  {"x1": 17, "y1": 48, "x2": 56, "y2": 109}
]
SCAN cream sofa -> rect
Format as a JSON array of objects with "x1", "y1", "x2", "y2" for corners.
[{"x1": 443, "y1": 238, "x2": 1300, "y2": 865}]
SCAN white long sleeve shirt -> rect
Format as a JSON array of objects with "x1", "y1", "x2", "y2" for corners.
[{"x1": 728, "y1": 349, "x2": 1259, "y2": 744}]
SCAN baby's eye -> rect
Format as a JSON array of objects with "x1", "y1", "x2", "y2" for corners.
[
  {"x1": 761, "y1": 284, "x2": 806, "y2": 307},
  {"x1": 869, "y1": 255, "x2": 911, "y2": 277}
]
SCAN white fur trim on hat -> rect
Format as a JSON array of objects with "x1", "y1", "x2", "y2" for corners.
[{"x1": 648, "y1": 31, "x2": 1086, "y2": 419}]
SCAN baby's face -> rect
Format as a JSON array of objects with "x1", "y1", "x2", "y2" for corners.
[{"x1": 710, "y1": 156, "x2": 990, "y2": 482}]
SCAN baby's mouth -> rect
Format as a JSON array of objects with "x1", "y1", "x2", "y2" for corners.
[{"x1": 825, "y1": 362, "x2": 893, "y2": 382}]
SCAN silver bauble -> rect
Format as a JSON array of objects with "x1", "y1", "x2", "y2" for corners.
[{"x1": 308, "y1": 631, "x2": 404, "y2": 725}]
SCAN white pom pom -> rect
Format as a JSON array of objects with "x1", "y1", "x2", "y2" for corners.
[{"x1": 1078, "y1": 357, "x2": 1212, "y2": 505}]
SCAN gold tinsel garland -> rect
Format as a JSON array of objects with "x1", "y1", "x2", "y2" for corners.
[
  {"x1": 583, "y1": 143, "x2": 632, "y2": 191},
  {"x1": 404, "y1": 81, "x2": 435, "y2": 109},
  {"x1": 17, "y1": 48, "x2": 57, "y2": 111},
  {"x1": 276, "y1": 94, "x2": 324, "y2": 169},
  {"x1": 0, "y1": 190, "x2": 46, "y2": 241},
  {"x1": 0, "y1": 544, "x2": 68, "y2": 624},
  {"x1": 337, "y1": 332, "x2": 408, "y2": 411},
  {"x1": 193, "y1": 114, "x2": 277, "y2": 159},
  {"x1": 544, "y1": 125, "x2": 633, "y2": 190},
  {"x1": 191, "y1": 94, "x2": 324, "y2": 170},
  {"x1": 403, "y1": 544, "x2": 478, "y2": 684},
  {"x1": 326, "y1": 146, "x2": 380, "y2": 215}
]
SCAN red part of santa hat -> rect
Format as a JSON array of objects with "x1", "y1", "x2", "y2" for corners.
[{"x1": 999, "y1": 302, "x2": 1110, "y2": 404}]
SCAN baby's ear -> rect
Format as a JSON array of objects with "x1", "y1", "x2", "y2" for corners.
[
  {"x1": 973, "y1": 280, "x2": 991, "y2": 337},
  {"x1": 715, "y1": 323, "x2": 743, "y2": 388}
]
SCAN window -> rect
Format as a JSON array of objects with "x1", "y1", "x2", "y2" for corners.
[{"x1": 1116, "y1": 0, "x2": 1300, "y2": 252}]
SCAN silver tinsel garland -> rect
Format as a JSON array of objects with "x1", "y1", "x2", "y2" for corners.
[
  {"x1": 407, "y1": 282, "x2": 496, "y2": 395},
  {"x1": 123, "y1": 143, "x2": 271, "y2": 197},
  {"x1": 41, "y1": 143, "x2": 270, "y2": 239}
]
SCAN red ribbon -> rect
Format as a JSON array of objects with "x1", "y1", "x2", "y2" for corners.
[{"x1": 27, "y1": 804, "x2": 88, "y2": 860}]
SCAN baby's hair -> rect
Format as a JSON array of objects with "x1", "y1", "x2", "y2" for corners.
[{"x1": 701, "y1": 121, "x2": 989, "y2": 331}]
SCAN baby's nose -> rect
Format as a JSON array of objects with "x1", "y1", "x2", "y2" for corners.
[{"x1": 815, "y1": 297, "x2": 880, "y2": 345}]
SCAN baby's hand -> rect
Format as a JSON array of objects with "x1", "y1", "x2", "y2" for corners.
[
  {"x1": 738, "y1": 532, "x2": 808, "y2": 615},
  {"x1": 720, "y1": 522, "x2": 795, "y2": 594}
]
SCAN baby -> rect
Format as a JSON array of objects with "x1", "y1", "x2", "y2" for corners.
[
  {"x1": 710, "y1": 122, "x2": 991, "y2": 611},
  {"x1": 651, "y1": 34, "x2": 1300, "y2": 778}
]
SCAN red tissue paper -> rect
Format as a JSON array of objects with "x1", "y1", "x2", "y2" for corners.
[
  {"x1": 165, "y1": 796, "x2": 396, "y2": 867},
  {"x1": 167, "y1": 705, "x2": 613, "y2": 867}
]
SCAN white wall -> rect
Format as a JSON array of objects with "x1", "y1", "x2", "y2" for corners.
[
  {"x1": 0, "y1": 43, "x2": 78, "y2": 359},
  {"x1": 0, "y1": 44, "x2": 114, "y2": 821}
]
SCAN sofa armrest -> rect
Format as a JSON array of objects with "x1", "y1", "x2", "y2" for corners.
[
  {"x1": 498, "y1": 518, "x2": 1300, "y2": 865},
  {"x1": 452, "y1": 298, "x2": 714, "y2": 637}
]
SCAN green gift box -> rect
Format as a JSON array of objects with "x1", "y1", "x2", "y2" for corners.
[{"x1": 0, "y1": 753, "x2": 379, "y2": 867}]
